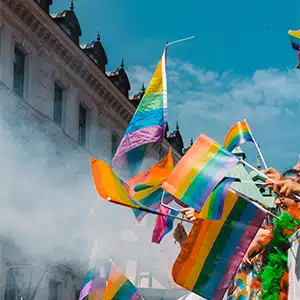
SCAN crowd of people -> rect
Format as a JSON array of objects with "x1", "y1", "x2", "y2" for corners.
[{"x1": 173, "y1": 163, "x2": 300, "y2": 299}]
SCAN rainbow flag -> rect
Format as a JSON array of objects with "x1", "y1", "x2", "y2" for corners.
[
  {"x1": 288, "y1": 30, "x2": 300, "y2": 51},
  {"x1": 103, "y1": 264, "x2": 143, "y2": 300},
  {"x1": 152, "y1": 205, "x2": 179, "y2": 244},
  {"x1": 112, "y1": 49, "x2": 167, "y2": 169},
  {"x1": 195, "y1": 177, "x2": 235, "y2": 220},
  {"x1": 91, "y1": 158, "x2": 141, "y2": 210},
  {"x1": 224, "y1": 120, "x2": 254, "y2": 152},
  {"x1": 162, "y1": 134, "x2": 239, "y2": 212},
  {"x1": 125, "y1": 149, "x2": 174, "y2": 201},
  {"x1": 131, "y1": 188, "x2": 174, "y2": 222},
  {"x1": 172, "y1": 190, "x2": 266, "y2": 300},
  {"x1": 79, "y1": 241, "x2": 106, "y2": 300},
  {"x1": 91, "y1": 158, "x2": 167, "y2": 218}
]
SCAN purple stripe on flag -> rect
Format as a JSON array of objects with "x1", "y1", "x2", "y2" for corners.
[
  {"x1": 78, "y1": 278, "x2": 106, "y2": 300},
  {"x1": 212, "y1": 209, "x2": 266, "y2": 300},
  {"x1": 113, "y1": 125, "x2": 164, "y2": 167}
]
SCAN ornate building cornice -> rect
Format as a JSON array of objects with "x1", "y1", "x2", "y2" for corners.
[
  {"x1": 0, "y1": 0, "x2": 180, "y2": 158},
  {"x1": 0, "y1": 0, "x2": 134, "y2": 127}
]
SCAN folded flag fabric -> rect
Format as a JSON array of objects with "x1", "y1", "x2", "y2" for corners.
[
  {"x1": 195, "y1": 177, "x2": 235, "y2": 220},
  {"x1": 152, "y1": 205, "x2": 179, "y2": 244},
  {"x1": 91, "y1": 158, "x2": 141, "y2": 209},
  {"x1": 162, "y1": 134, "x2": 239, "y2": 212},
  {"x1": 103, "y1": 264, "x2": 144, "y2": 300},
  {"x1": 224, "y1": 120, "x2": 254, "y2": 152},
  {"x1": 91, "y1": 158, "x2": 167, "y2": 221},
  {"x1": 123, "y1": 149, "x2": 174, "y2": 222},
  {"x1": 172, "y1": 190, "x2": 266, "y2": 300},
  {"x1": 125, "y1": 149, "x2": 174, "y2": 201},
  {"x1": 112, "y1": 48, "x2": 168, "y2": 170},
  {"x1": 79, "y1": 240, "x2": 106, "y2": 300},
  {"x1": 131, "y1": 188, "x2": 174, "y2": 222},
  {"x1": 288, "y1": 29, "x2": 300, "y2": 51}
]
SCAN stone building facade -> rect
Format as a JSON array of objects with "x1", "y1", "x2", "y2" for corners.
[{"x1": 0, "y1": 1, "x2": 183, "y2": 299}]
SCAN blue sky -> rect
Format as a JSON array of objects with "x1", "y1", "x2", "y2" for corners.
[{"x1": 51, "y1": 0, "x2": 300, "y2": 171}]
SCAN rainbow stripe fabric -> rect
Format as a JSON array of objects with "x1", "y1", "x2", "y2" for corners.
[
  {"x1": 91, "y1": 158, "x2": 166, "y2": 219},
  {"x1": 162, "y1": 134, "x2": 239, "y2": 212},
  {"x1": 172, "y1": 190, "x2": 266, "y2": 300},
  {"x1": 79, "y1": 241, "x2": 106, "y2": 300},
  {"x1": 124, "y1": 150, "x2": 174, "y2": 221},
  {"x1": 103, "y1": 264, "x2": 143, "y2": 299},
  {"x1": 112, "y1": 49, "x2": 167, "y2": 169},
  {"x1": 195, "y1": 177, "x2": 235, "y2": 220},
  {"x1": 288, "y1": 30, "x2": 300, "y2": 51},
  {"x1": 224, "y1": 120, "x2": 254, "y2": 152},
  {"x1": 151, "y1": 205, "x2": 179, "y2": 244},
  {"x1": 91, "y1": 158, "x2": 141, "y2": 210},
  {"x1": 131, "y1": 189, "x2": 174, "y2": 222}
]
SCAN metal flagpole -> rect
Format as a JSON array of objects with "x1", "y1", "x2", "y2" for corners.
[{"x1": 244, "y1": 119, "x2": 268, "y2": 170}]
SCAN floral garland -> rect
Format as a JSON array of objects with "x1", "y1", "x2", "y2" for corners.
[{"x1": 257, "y1": 211, "x2": 300, "y2": 299}]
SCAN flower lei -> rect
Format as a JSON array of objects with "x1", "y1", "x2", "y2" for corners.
[{"x1": 257, "y1": 211, "x2": 300, "y2": 299}]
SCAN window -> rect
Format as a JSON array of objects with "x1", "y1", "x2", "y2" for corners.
[
  {"x1": 111, "y1": 133, "x2": 119, "y2": 158},
  {"x1": 4, "y1": 270, "x2": 17, "y2": 300},
  {"x1": 48, "y1": 279, "x2": 59, "y2": 300},
  {"x1": 13, "y1": 45, "x2": 26, "y2": 98},
  {"x1": 53, "y1": 82, "x2": 63, "y2": 125},
  {"x1": 78, "y1": 104, "x2": 87, "y2": 146}
]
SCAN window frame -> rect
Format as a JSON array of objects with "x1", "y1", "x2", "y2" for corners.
[
  {"x1": 53, "y1": 81, "x2": 65, "y2": 126},
  {"x1": 12, "y1": 40, "x2": 30, "y2": 100},
  {"x1": 78, "y1": 103, "x2": 88, "y2": 147}
]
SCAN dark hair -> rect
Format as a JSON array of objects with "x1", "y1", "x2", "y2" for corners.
[{"x1": 282, "y1": 169, "x2": 298, "y2": 179}]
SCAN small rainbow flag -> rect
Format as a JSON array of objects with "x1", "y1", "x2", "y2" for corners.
[
  {"x1": 112, "y1": 49, "x2": 167, "y2": 170},
  {"x1": 152, "y1": 205, "x2": 179, "y2": 244},
  {"x1": 91, "y1": 158, "x2": 141, "y2": 210},
  {"x1": 131, "y1": 188, "x2": 174, "y2": 222},
  {"x1": 125, "y1": 149, "x2": 174, "y2": 201},
  {"x1": 103, "y1": 264, "x2": 144, "y2": 299},
  {"x1": 79, "y1": 241, "x2": 106, "y2": 300},
  {"x1": 91, "y1": 158, "x2": 168, "y2": 218},
  {"x1": 162, "y1": 134, "x2": 239, "y2": 212},
  {"x1": 224, "y1": 120, "x2": 254, "y2": 152},
  {"x1": 288, "y1": 30, "x2": 300, "y2": 51},
  {"x1": 172, "y1": 190, "x2": 266, "y2": 300},
  {"x1": 195, "y1": 177, "x2": 235, "y2": 220}
]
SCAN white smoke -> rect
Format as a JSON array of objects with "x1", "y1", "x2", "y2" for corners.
[{"x1": 0, "y1": 98, "x2": 188, "y2": 289}]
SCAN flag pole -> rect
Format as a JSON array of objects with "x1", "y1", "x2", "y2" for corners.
[
  {"x1": 160, "y1": 36, "x2": 195, "y2": 160},
  {"x1": 244, "y1": 119, "x2": 268, "y2": 170},
  {"x1": 240, "y1": 158, "x2": 300, "y2": 201},
  {"x1": 107, "y1": 198, "x2": 193, "y2": 223}
]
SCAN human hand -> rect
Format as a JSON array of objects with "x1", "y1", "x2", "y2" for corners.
[
  {"x1": 271, "y1": 179, "x2": 300, "y2": 198},
  {"x1": 180, "y1": 207, "x2": 196, "y2": 221},
  {"x1": 264, "y1": 168, "x2": 283, "y2": 182},
  {"x1": 173, "y1": 223, "x2": 187, "y2": 247},
  {"x1": 242, "y1": 228, "x2": 272, "y2": 266}
]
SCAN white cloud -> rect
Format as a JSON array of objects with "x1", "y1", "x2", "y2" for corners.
[{"x1": 128, "y1": 58, "x2": 300, "y2": 170}]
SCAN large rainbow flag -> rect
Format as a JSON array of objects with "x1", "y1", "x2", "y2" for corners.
[
  {"x1": 79, "y1": 241, "x2": 106, "y2": 300},
  {"x1": 172, "y1": 190, "x2": 266, "y2": 300},
  {"x1": 224, "y1": 120, "x2": 254, "y2": 152},
  {"x1": 103, "y1": 264, "x2": 144, "y2": 299},
  {"x1": 162, "y1": 134, "x2": 239, "y2": 212},
  {"x1": 112, "y1": 49, "x2": 167, "y2": 169}
]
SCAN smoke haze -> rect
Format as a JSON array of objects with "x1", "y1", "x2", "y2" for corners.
[{"x1": 0, "y1": 99, "x2": 188, "y2": 289}]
